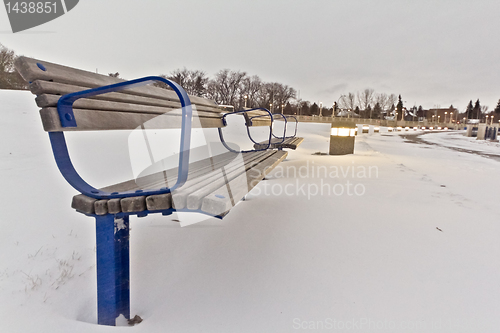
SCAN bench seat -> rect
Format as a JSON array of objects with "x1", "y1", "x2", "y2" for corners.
[
  {"x1": 73, "y1": 149, "x2": 287, "y2": 217},
  {"x1": 254, "y1": 137, "x2": 304, "y2": 150}
]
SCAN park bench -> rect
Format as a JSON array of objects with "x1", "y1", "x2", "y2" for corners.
[
  {"x1": 244, "y1": 110, "x2": 304, "y2": 150},
  {"x1": 15, "y1": 56, "x2": 289, "y2": 326}
]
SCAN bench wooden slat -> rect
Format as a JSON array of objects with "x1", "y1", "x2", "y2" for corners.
[
  {"x1": 36, "y1": 94, "x2": 221, "y2": 119},
  {"x1": 143, "y1": 150, "x2": 262, "y2": 212},
  {"x1": 30, "y1": 80, "x2": 179, "y2": 108},
  {"x1": 136, "y1": 150, "x2": 240, "y2": 191},
  {"x1": 243, "y1": 110, "x2": 272, "y2": 127},
  {"x1": 144, "y1": 152, "x2": 266, "y2": 211},
  {"x1": 15, "y1": 56, "x2": 218, "y2": 108},
  {"x1": 108, "y1": 151, "x2": 271, "y2": 215},
  {"x1": 121, "y1": 196, "x2": 146, "y2": 213},
  {"x1": 30, "y1": 81, "x2": 222, "y2": 114},
  {"x1": 290, "y1": 137, "x2": 304, "y2": 147},
  {"x1": 201, "y1": 150, "x2": 288, "y2": 215},
  {"x1": 35, "y1": 93, "x2": 222, "y2": 116},
  {"x1": 40, "y1": 107, "x2": 224, "y2": 131},
  {"x1": 249, "y1": 119, "x2": 272, "y2": 126},
  {"x1": 173, "y1": 150, "x2": 272, "y2": 210},
  {"x1": 112, "y1": 149, "x2": 239, "y2": 192},
  {"x1": 254, "y1": 137, "x2": 304, "y2": 150},
  {"x1": 185, "y1": 150, "x2": 279, "y2": 211}
]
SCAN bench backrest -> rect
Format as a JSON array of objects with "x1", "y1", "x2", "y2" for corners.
[
  {"x1": 243, "y1": 109, "x2": 272, "y2": 127},
  {"x1": 15, "y1": 57, "x2": 224, "y2": 131}
]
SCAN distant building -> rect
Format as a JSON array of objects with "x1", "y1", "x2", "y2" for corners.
[
  {"x1": 424, "y1": 107, "x2": 458, "y2": 122},
  {"x1": 336, "y1": 109, "x2": 360, "y2": 118}
]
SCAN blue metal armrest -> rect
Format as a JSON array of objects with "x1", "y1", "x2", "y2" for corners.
[
  {"x1": 283, "y1": 115, "x2": 298, "y2": 138},
  {"x1": 218, "y1": 108, "x2": 273, "y2": 153},
  {"x1": 50, "y1": 76, "x2": 193, "y2": 200},
  {"x1": 270, "y1": 113, "x2": 288, "y2": 143}
]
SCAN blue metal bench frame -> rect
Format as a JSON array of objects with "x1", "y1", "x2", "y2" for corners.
[
  {"x1": 218, "y1": 108, "x2": 274, "y2": 153},
  {"x1": 52, "y1": 76, "x2": 192, "y2": 200},
  {"x1": 272, "y1": 114, "x2": 298, "y2": 140},
  {"x1": 248, "y1": 113, "x2": 299, "y2": 150},
  {"x1": 269, "y1": 114, "x2": 299, "y2": 146},
  {"x1": 49, "y1": 76, "x2": 277, "y2": 326},
  {"x1": 282, "y1": 114, "x2": 299, "y2": 138}
]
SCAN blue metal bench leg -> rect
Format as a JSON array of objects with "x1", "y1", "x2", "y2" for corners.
[
  {"x1": 115, "y1": 215, "x2": 130, "y2": 321},
  {"x1": 95, "y1": 214, "x2": 130, "y2": 326}
]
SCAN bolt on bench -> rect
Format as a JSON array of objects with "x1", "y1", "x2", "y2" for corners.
[{"x1": 15, "y1": 57, "x2": 289, "y2": 326}]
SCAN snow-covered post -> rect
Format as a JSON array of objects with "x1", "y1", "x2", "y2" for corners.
[
  {"x1": 330, "y1": 121, "x2": 356, "y2": 155},
  {"x1": 465, "y1": 126, "x2": 473, "y2": 137},
  {"x1": 476, "y1": 124, "x2": 487, "y2": 140}
]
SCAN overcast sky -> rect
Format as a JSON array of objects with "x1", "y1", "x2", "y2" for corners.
[{"x1": 2, "y1": 0, "x2": 500, "y2": 111}]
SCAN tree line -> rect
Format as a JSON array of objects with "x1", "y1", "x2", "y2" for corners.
[
  {"x1": 335, "y1": 89, "x2": 401, "y2": 119},
  {"x1": 336, "y1": 91, "x2": 500, "y2": 122},
  {"x1": 154, "y1": 68, "x2": 299, "y2": 113},
  {"x1": 459, "y1": 99, "x2": 500, "y2": 121}
]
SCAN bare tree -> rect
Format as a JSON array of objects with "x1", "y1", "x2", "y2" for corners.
[
  {"x1": 188, "y1": 70, "x2": 209, "y2": 97},
  {"x1": 274, "y1": 83, "x2": 297, "y2": 112},
  {"x1": 338, "y1": 93, "x2": 356, "y2": 110},
  {"x1": 241, "y1": 75, "x2": 262, "y2": 108},
  {"x1": 255, "y1": 82, "x2": 276, "y2": 110},
  {"x1": 156, "y1": 68, "x2": 208, "y2": 97},
  {"x1": 153, "y1": 65, "x2": 298, "y2": 112},
  {"x1": 205, "y1": 79, "x2": 219, "y2": 103},
  {"x1": 253, "y1": 82, "x2": 296, "y2": 112},
  {"x1": 387, "y1": 94, "x2": 398, "y2": 109},
  {"x1": 357, "y1": 88, "x2": 374, "y2": 111},
  {"x1": 376, "y1": 93, "x2": 389, "y2": 111},
  {"x1": 206, "y1": 69, "x2": 247, "y2": 105}
]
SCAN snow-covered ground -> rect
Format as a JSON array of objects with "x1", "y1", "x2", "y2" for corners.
[
  {"x1": 1, "y1": 90, "x2": 500, "y2": 332},
  {"x1": 409, "y1": 130, "x2": 500, "y2": 157}
]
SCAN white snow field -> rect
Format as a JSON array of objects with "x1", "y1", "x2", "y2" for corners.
[{"x1": 1, "y1": 90, "x2": 500, "y2": 332}]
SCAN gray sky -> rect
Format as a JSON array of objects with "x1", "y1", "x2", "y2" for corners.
[{"x1": 2, "y1": 0, "x2": 500, "y2": 111}]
